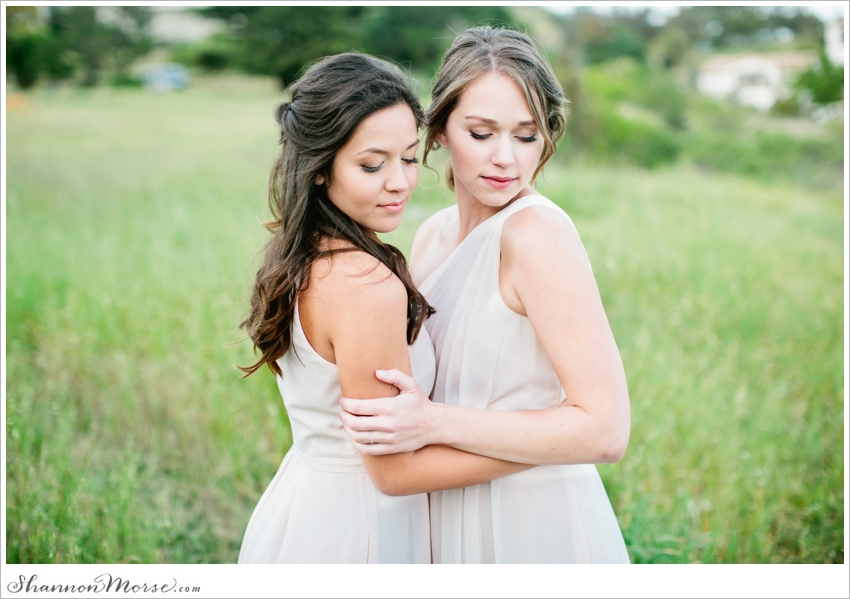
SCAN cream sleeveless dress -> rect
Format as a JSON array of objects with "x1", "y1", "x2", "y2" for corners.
[
  {"x1": 418, "y1": 194, "x2": 630, "y2": 564},
  {"x1": 237, "y1": 302, "x2": 436, "y2": 564}
]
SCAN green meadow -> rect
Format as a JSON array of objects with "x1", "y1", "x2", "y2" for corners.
[{"x1": 5, "y1": 75, "x2": 844, "y2": 563}]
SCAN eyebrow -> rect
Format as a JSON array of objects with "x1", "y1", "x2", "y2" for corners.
[
  {"x1": 465, "y1": 115, "x2": 536, "y2": 127},
  {"x1": 355, "y1": 139, "x2": 420, "y2": 156}
]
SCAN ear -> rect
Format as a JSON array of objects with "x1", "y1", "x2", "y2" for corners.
[
  {"x1": 315, "y1": 174, "x2": 325, "y2": 186},
  {"x1": 436, "y1": 131, "x2": 448, "y2": 149}
]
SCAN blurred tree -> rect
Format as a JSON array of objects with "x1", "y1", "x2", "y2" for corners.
[
  {"x1": 47, "y1": 7, "x2": 151, "y2": 87},
  {"x1": 585, "y1": 21, "x2": 647, "y2": 63},
  {"x1": 795, "y1": 52, "x2": 844, "y2": 105},
  {"x1": 200, "y1": 6, "x2": 514, "y2": 86},
  {"x1": 103, "y1": 7, "x2": 152, "y2": 75},
  {"x1": 200, "y1": 6, "x2": 367, "y2": 88},
  {"x1": 762, "y1": 7, "x2": 825, "y2": 46},
  {"x1": 6, "y1": 7, "x2": 48, "y2": 89},
  {"x1": 670, "y1": 6, "x2": 824, "y2": 49},
  {"x1": 550, "y1": 46, "x2": 599, "y2": 152},
  {"x1": 647, "y1": 26, "x2": 692, "y2": 70},
  {"x1": 563, "y1": 8, "x2": 656, "y2": 65},
  {"x1": 6, "y1": 6, "x2": 153, "y2": 89},
  {"x1": 362, "y1": 5, "x2": 513, "y2": 72}
]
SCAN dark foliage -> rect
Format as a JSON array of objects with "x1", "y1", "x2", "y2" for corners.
[
  {"x1": 795, "y1": 52, "x2": 844, "y2": 105},
  {"x1": 199, "y1": 6, "x2": 513, "y2": 87},
  {"x1": 5, "y1": 6, "x2": 151, "y2": 88}
]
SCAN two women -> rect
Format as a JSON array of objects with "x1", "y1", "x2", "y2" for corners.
[{"x1": 239, "y1": 27, "x2": 630, "y2": 564}]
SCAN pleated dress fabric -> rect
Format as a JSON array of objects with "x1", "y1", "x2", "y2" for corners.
[
  {"x1": 237, "y1": 302, "x2": 436, "y2": 564},
  {"x1": 418, "y1": 194, "x2": 630, "y2": 564}
]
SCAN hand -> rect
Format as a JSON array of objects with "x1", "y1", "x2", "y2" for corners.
[{"x1": 340, "y1": 369, "x2": 439, "y2": 455}]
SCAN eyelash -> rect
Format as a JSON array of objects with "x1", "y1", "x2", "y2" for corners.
[
  {"x1": 470, "y1": 132, "x2": 538, "y2": 143},
  {"x1": 361, "y1": 157, "x2": 418, "y2": 173}
]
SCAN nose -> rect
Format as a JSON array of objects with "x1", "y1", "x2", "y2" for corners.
[
  {"x1": 491, "y1": 135, "x2": 514, "y2": 169},
  {"x1": 384, "y1": 161, "x2": 410, "y2": 193}
]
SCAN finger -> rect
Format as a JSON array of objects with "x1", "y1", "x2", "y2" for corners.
[
  {"x1": 353, "y1": 441, "x2": 396, "y2": 456},
  {"x1": 340, "y1": 396, "x2": 386, "y2": 416},
  {"x1": 375, "y1": 368, "x2": 418, "y2": 393},
  {"x1": 344, "y1": 426, "x2": 397, "y2": 454},
  {"x1": 342, "y1": 424, "x2": 373, "y2": 446},
  {"x1": 342, "y1": 423, "x2": 394, "y2": 444},
  {"x1": 340, "y1": 411, "x2": 389, "y2": 433}
]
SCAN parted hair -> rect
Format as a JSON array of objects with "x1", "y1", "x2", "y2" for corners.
[
  {"x1": 240, "y1": 52, "x2": 434, "y2": 377},
  {"x1": 423, "y1": 26, "x2": 568, "y2": 190}
]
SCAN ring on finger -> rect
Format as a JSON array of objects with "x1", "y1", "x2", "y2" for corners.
[{"x1": 369, "y1": 430, "x2": 374, "y2": 445}]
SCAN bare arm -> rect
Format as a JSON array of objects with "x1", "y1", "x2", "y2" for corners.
[
  {"x1": 341, "y1": 206, "x2": 630, "y2": 465},
  {"x1": 326, "y1": 253, "x2": 531, "y2": 496}
]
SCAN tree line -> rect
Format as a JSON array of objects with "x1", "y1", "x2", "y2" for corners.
[{"x1": 7, "y1": 6, "x2": 835, "y2": 90}]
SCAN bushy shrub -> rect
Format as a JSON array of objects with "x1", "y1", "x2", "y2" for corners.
[
  {"x1": 770, "y1": 95, "x2": 801, "y2": 117},
  {"x1": 7, "y1": 29, "x2": 49, "y2": 89},
  {"x1": 795, "y1": 52, "x2": 844, "y2": 105},
  {"x1": 584, "y1": 60, "x2": 687, "y2": 129},
  {"x1": 592, "y1": 107, "x2": 682, "y2": 168},
  {"x1": 110, "y1": 71, "x2": 142, "y2": 88},
  {"x1": 685, "y1": 131, "x2": 843, "y2": 177},
  {"x1": 636, "y1": 68, "x2": 687, "y2": 129},
  {"x1": 170, "y1": 34, "x2": 235, "y2": 72},
  {"x1": 196, "y1": 48, "x2": 229, "y2": 71}
]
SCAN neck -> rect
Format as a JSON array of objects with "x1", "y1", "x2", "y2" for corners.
[{"x1": 454, "y1": 184, "x2": 536, "y2": 244}]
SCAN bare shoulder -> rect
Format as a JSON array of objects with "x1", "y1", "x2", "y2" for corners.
[
  {"x1": 411, "y1": 205, "x2": 458, "y2": 284},
  {"x1": 417, "y1": 205, "x2": 456, "y2": 236},
  {"x1": 318, "y1": 250, "x2": 406, "y2": 308},
  {"x1": 501, "y1": 202, "x2": 587, "y2": 267},
  {"x1": 412, "y1": 206, "x2": 455, "y2": 255}
]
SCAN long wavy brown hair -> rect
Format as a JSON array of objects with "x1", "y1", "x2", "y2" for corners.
[{"x1": 240, "y1": 53, "x2": 434, "y2": 377}]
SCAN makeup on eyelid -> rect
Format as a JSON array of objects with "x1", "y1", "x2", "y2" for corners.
[
  {"x1": 322, "y1": 103, "x2": 420, "y2": 233},
  {"x1": 438, "y1": 72, "x2": 545, "y2": 211}
]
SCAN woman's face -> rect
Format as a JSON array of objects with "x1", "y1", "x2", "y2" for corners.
[
  {"x1": 321, "y1": 103, "x2": 420, "y2": 233},
  {"x1": 438, "y1": 72, "x2": 545, "y2": 208}
]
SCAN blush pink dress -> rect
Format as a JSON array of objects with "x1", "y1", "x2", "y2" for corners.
[
  {"x1": 417, "y1": 194, "x2": 630, "y2": 564},
  {"x1": 237, "y1": 302, "x2": 436, "y2": 563}
]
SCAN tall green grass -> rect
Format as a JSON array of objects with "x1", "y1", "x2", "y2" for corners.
[{"x1": 5, "y1": 76, "x2": 844, "y2": 563}]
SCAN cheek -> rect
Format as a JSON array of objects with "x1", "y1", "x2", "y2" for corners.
[
  {"x1": 408, "y1": 168, "x2": 419, "y2": 189},
  {"x1": 328, "y1": 176, "x2": 364, "y2": 216},
  {"x1": 520, "y1": 143, "x2": 545, "y2": 170},
  {"x1": 450, "y1": 139, "x2": 480, "y2": 172}
]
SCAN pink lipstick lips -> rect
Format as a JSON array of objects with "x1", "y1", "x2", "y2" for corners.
[
  {"x1": 380, "y1": 200, "x2": 406, "y2": 213},
  {"x1": 483, "y1": 176, "x2": 515, "y2": 189}
]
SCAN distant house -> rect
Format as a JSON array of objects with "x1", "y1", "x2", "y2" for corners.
[
  {"x1": 825, "y1": 18, "x2": 844, "y2": 66},
  {"x1": 696, "y1": 51, "x2": 815, "y2": 112},
  {"x1": 148, "y1": 7, "x2": 224, "y2": 44}
]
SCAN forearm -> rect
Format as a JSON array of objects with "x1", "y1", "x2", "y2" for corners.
[
  {"x1": 363, "y1": 446, "x2": 532, "y2": 496},
  {"x1": 429, "y1": 401, "x2": 629, "y2": 465}
]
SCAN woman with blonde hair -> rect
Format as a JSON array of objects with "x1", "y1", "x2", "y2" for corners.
[{"x1": 340, "y1": 26, "x2": 631, "y2": 563}]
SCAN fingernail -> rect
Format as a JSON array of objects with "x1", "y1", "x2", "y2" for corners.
[{"x1": 376, "y1": 370, "x2": 386, "y2": 376}]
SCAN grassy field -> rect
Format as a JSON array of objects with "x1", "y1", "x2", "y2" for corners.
[{"x1": 4, "y1": 75, "x2": 845, "y2": 563}]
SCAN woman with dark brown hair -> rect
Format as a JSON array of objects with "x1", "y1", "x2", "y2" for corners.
[{"x1": 237, "y1": 52, "x2": 536, "y2": 564}]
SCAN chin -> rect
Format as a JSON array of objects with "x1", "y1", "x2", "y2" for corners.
[
  {"x1": 372, "y1": 217, "x2": 403, "y2": 234},
  {"x1": 477, "y1": 188, "x2": 518, "y2": 208}
]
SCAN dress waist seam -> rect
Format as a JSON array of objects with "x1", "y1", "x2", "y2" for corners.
[{"x1": 294, "y1": 449, "x2": 367, "y2": 473}]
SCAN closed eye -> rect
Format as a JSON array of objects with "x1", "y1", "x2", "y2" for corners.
[
  {"x1": 518, "y1": 135, "x2": 538, "y2": 143},
  {"x1": 361, "y1": 164, "x2": 382, "y2": 173},
  {"x1": 403, "y1": 157, "x2": 419, "y2": 165},
  {"x1": 470, "y1": 132, "x2": 490, "y2": 140}
]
